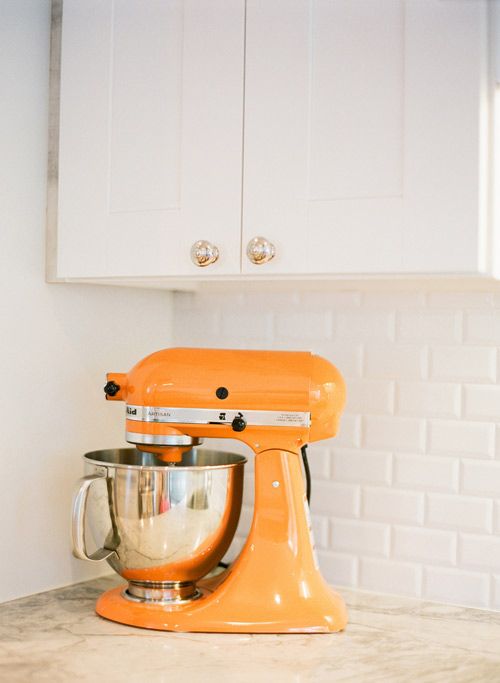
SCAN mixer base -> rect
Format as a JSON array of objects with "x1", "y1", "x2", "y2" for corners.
[
  {"x1": 96, "y1": 449, "x2": 348, "y2": 633},
  {"x1": 96, "y1": 586, "x2": 347, "y2": 633},
  {"x1": 95, "y1": 569, "x2": 347, "y2": 634}
]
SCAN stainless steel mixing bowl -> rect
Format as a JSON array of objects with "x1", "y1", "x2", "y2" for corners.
[{"x1": 72, "y1": 448, "x2": 246, "y2": 603}]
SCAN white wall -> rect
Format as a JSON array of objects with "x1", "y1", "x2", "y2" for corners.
[
  {"x1": 0, "y1": 0, "x2": 174, "y2": 602},
  {"x1": 174, "y1": 288, "x2": 500, "y2": 611}
]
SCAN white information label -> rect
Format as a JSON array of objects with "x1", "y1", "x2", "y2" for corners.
[{"x1": 125, "y1": 405, "x2": 310, "y2": 428}]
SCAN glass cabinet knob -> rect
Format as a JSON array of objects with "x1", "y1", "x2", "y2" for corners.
[
  {"x1": 190, "y1": 240, "x2": 219, "y2": 267},
  {"x1": 246, "y1": 236, "x2": 276, "y2": 265}
]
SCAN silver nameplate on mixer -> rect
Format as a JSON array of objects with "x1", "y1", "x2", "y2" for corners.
[{"x1": 125, "y1": 405, "x2": 310, "y2": 428}]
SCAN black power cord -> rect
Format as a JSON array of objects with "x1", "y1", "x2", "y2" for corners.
[{"x1": 301, "y1": 444, "x2": 311, "y2": 505}]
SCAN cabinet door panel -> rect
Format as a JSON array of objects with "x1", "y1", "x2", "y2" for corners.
[
  {"x1": 108, "y1": 1, "x2": 183, "y2": 213},
  {"x1": 308, "y1": 0, "x2": 403, "y2": 202},
  {"x1": 242, "y1": 0, "x2": 487, "y2": 275},
  {"x1": 57, "y1": 0, "x2": 244, "y2": 278},
  {"x1": 402, "y1": 0, "x2": 487, "y2": 273}
]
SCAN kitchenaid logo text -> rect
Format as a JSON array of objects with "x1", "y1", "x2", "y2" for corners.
[{"x1": 126, "y1": 406, "x2": 175, "y2": 421}]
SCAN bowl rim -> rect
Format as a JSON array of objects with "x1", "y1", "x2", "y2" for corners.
[{"x1": 83, "y1": 447, "x2": 247, "y2": 471}]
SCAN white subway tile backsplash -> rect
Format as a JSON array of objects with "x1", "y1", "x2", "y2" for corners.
[
  {"x1": 464, "y1": 311, "x2": 500, "y2": 344},
  {"x1": 360, "y1": 558, "x2": 421, "y2": 597},
  {"x1": 462, "y1": 460, "x2": 500, "y2": 497},
  {"x1": 428, "y1": 420, "x2": 495, "y2": 459},
  {"x1": 423, "y1": 567, "x2": 490, "y2": 607},
  {"x1": 363, "y1": 415, "x2": 425, "y2": 452},
  {"x1": 394, "y1": 455, "x2": 459, "y2": 492},
  {"x1": 238, "y1": 505, "x2": 254, "y2": 534},
  {"x1": 334, "y1": 414, "x2": 362, "y2": 448},
  {"x1": 331, "y1": 519, "x2": 390, "y2": 556},
  {"x1": 364, "y1": 344, "x2": 427, "y2": 380},
  {"x1": 221, "y1": 310, "x2": 273, "y2": 341},
  {"x1": 426, "y1": 494, "x2": 493, "y2": 533},
  {"x1": 430, "y1": 346, "x2": 496, "y2": 382},
  {"x1": 335, "y1": 311, "x2": 395, "y2": 342},
  {"x1": 397, "y1": 382, "x2": 461, "y2": 418},
  {"x1": 331, "y1": 448, "x2": 392, "y2": 485},
  {"x1": 318, "y1": 551, "x2": 358, "y2": 587},
  {"x1": 393, "y1": 526, "x2": 456, "y2": 564},
  {"x1": 174, "y1": 309, "x2": 220, "y2": 344},
  {"x1": 346, "y1": 379, "x2": 394, "y2": 415},
  {"x1": 427, "y1": 291, "x2": 494, "y2": 309},
  {"x1": 362, "y1": 291, "x2": 426, "y2": 309},
  {"x1": 362, "y1": 487, "x2": 424, "y2": 524},
  {"x1": 305, "y1": 445, "x2": 331, "y2": 479},
  {"x1": 396, "y1": 311, "x2": 461, "y2": 343},
  {"x1": 300, "y1": 290, "x2": 361, "y2": 310},
  {"x1": 274, "y1": 310, "x2": 332, "y2": 340},
  {"x1": 242, "y1": 473, "x2": 254, "y2": 507},
  {"x1": 460, "y1": 535, "x2": 500, "y2": 571},
  {"x1": 311, "y1": 481, "x2": 360, "y2": 517},
  {"x1": 311, "y1": 515, "x2": 329, "y2": 549},
  {"x1": 464, "y1": 385, "x2": 500, "y2": 421},
  {"x1": 493, "y1": 577, "x2": 500, "y2": 610},
  {"x1": 174, "y1": 288, "x2": 500, "y2": 611},
  {"x1": 245, "y1": 291, "x2": 299, "y2": 311}
]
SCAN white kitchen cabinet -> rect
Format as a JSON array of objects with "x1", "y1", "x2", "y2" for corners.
[
  {"x1": 242, "y1": 0, "x2": 489, "y2": 276},
  {"x1": 50, "y1": 0, "x2": 245, "y2": 279},
  {"x1": 49, "y1": 0, "x2": 492, "y2": 283}
]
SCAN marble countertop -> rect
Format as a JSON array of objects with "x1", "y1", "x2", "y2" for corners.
[{"x1": 1, "y1": 576, "x2": 500, "y2": 682}]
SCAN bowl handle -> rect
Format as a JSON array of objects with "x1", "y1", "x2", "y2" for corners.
[{"x1": 71, "y1": 474, "x2": 116, "y2": 562}]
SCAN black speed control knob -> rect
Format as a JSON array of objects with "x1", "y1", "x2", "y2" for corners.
[
  {"x1": 104, "y1": 380, "x2": 120, "y2": 397},
  {"x1": 231, "y1": 413, "x2": 247, "y2": 432}
]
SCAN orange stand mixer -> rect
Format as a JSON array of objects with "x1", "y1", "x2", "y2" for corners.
[{"x1": 77, "y1": 347, "x2": 347, "y2": 633}]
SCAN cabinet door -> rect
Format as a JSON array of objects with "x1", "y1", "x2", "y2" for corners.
[
  {"x1": 56, "y1": 0, "x2": 244, "y2": 278},
  {"x1": 242, "y1": 0, "x2": 488, "y2": 275}
]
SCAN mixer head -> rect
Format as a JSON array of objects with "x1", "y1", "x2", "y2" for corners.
[{"x1": 104, "y1": 348, "x2": 345, "y2": 457}]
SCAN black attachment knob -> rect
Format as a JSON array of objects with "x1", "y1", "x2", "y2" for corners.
[
  {"x1": 104, "y1": 380, "x2": 120, "y2": 397},
  {"x1": 231, "y1": 413, "x2": 247, "y2": 432},
  {"x1": 216, "y1": 386, "x2": 229, "y2": 400}
]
